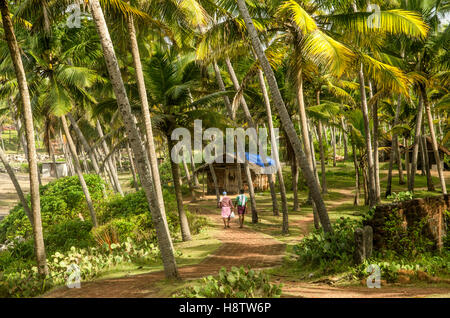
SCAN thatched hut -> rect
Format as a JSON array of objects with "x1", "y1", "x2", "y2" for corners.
[
  {"x1": 406, "y1": 136, "x2": 450, "y2": 171},
  {"x1": 196, "y1": 153, "x2": 275, "y2": 195}
]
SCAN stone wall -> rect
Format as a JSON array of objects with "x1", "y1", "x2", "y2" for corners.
[{"x1": 365, "y1": 195, "x2": 449, "y2": 251}]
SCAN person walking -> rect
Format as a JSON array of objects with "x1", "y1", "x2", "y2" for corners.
[
  {"x1": 219, "y1": 191, "x2": 234, "y2": 229},
  {"x1": 235, "y1": 189, "x2": 248, "y2": 228}
]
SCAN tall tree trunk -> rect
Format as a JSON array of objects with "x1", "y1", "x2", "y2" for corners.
[
  {"x1": 386, "y1": 94, "x2": 403, "y2": 196},
  {"x1": 96, "y1": 120, "x2": 123, "y2": 196},
  {"x1": 267, "y1": 173, "x2": 279, "y2": 216},
  {"x1": 357, "y1": 63, "x2": 376, "y2": 207},
  {"x1": 0, "y1": 147, "x2": 32, "y2": 222},
  {"x1": 257, "y1": 68, "x2": 287, "y2": 225},
  {"x1": 421, "y1": 135, "x2": 435, "y2": 191},
  {"x1": 405, "y1": 137, "x2": 411, "y2": 187},
  {"x1": 182, "y1": 156, "x2": 197, "y2": 202},
  {"x1": 67, "y1": 113, "x2": 106, "y2": 196},
  {"x1": 127, "y1": 15, "x2": 167, "y2": 214},
  {"x1": 291, "y1": 158, "x2": 299, "y2": 211},
  {"x1": 237, "y1": 0, "x2": 332, "y2": 233},
  {"x1": 61, "y1": 116, "x2": 98, "y2": 227},
  {"x1": 372, "y1": 99, "x2": 381, "y2": 203},
  {"x1": 126, "y1": 141, "x2": 139, "y2": 191},
  {"x1": 212, "y1": 60, "x2": 234, "y2": 117},
  {"x1": 422, "y1": 86, "x2": 447, "y2": 194},
  {"x1": 408, "y1": 92, "x2": 425, "y2": 192},
  {"x1": 0, "y1": 0, "x2": 48, "y2": 275},
  {"x1": 209, "y1": 164, "x2": 220, "y2": 204},
  {"x1": 352, "y1": 144, "x2": 360, "y2": 206},
  {"x1": 89, "y1": 0, "x2": 179, "y2": 279},
  {"x1": 332, "y1": 126, "x2": 337, "y2": 167},
  {"x1": 317, "y1": 121, "x2": 327, "y2": 194},
  {"x1": 223, "y1": 57, "x2": 259, "y2": 222},
  {"x1": 168, "y1": 138, "x2": 192, "y2": 241},
  {"x1": 341, "y1": 117, "x2": 349, "y2": 161}
]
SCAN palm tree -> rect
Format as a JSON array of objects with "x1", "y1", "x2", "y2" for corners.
[
  {"x1": 0, "y1": 0, "x2": 48, "y2": 275},
  {"x1": 88, "y1": 0, "x2": 179, "y2": 279},
  {"x1": 236, "y1": 0, "x2": 333, "y2": 233}
]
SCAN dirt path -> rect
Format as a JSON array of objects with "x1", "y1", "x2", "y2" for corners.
[
  {"x1": 0, "y1": 172, "x2": 30, "y2": 219},
  {"x1": 43, "y1": 208, "x2": 286, "y2": 298}
]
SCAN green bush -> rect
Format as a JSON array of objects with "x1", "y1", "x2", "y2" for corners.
[
  {"x1": 44, "y1": 220, "x2": 95, "y2": 253},
  {"x1": 0, "y1": 238, "x2": 160, "y2": 298},
  {"x1": 96, "y1": 189, "x2": 207, "y2": 243},
  {"x1": 387, "y1": 191, "x2": 414, "y2": 203},
  {"x1": 0, "y1": 175, "x2": 105, "y2": 243},
  {"x1": 382, "y1": 209, "x2": 434, "y2": 257},
  {"x1": 293, "y1": 217, "x2": 359, "y2": 273},
  {"x1": 174, "y1": 266, "x2": 282, "y2": 298}
]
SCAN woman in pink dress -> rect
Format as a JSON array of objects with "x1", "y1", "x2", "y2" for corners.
[{"x1": 219, "y1": 191, "x2": 234, "y2": 229}]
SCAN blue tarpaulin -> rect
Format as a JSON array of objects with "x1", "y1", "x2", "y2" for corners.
[{"x1": 245, "y1": 152, "x2": 275, "y2": 167}]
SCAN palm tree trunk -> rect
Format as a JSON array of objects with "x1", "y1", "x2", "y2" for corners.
[
  {"x1": 332, "y1": 126, "x2": 337, "y2": 167},
  {"x1": 341, "y1": 117, "x2": 349, "y2": 161},
  {"x1": 127, "y1": 141, "x2": 139, "y2": 191},
  {"x1": 168, "y1": 138, "x2": 192, "y2": 241},
  {"x1": 0, "y1": 147, "x2": 32, "y2": 222},
  {"x1": 421, "y1": 135, "x2": 435, "y2": 191},
  {"x1": 352, "y1": 143, "x2": 360, "y2": 206},
  {"x1": 89, "y1": 0, "x2": 179, "y2": 279},
  {"x1": 127, "y1": 14, "x2": 167, "y2": 214},
  {"x1": 208, "y1": 164, "x2": 220, "y2": 204},
  {"x1": 291, "y1": 158, "x2": 299, "y2": 211},
  {"x1": 182, "y1": 156, "x2": 197, "y2": 202},
  {"x1": 96, "y1": 120, "x2": 123, "y2": 196},
  {"x1": 61, "y1": 115, "x2": 98, "y2": 227},
  {"x1": 405, "y1": 137, "x2": 411, "y2": 186},
  {"x1": 237, "y1": 0, "x2": 332, "y2": 233},
  {"x1": 318, "y1": 121, "x2": 327, "y2": 194},
  {"x1": 257, "y1": 69, "x2": 287, "y2": 223},
  {"x1": 223, "y1": 57, "x2": 259, "y2": 222},
  {"x1": 0, "y1": 0, "x2": 48, "y2": 275},
  {"x1": 212, "y1": 60, "x2": 234, "y2": 117},
  {"x1": 423, "y1": 86, "x2": 447, "y2": 194},
  {"x1": 357, "y1": 63, "x2": 376, "y2": 207},
  {"x1": 372, "y1": 99, "x2": 381, "y2": 203},
  {"x1": 408, "y1": 92, "x2": 425, "y2": 192}
]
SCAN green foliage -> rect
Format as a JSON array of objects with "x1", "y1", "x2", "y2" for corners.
[
  {"x1": 44, "y1": 220, "x2": 95, "y2": 253},
  {"x1": 0, "y1": 175, "x2": 105, "y2": 243},
  {"x1": 382, "y1": 209, "x2": 434, "y2": 257},
  {"x1": 174, "y1": 266, "x2": 282, "y2": 298},
  {"x1": 0, "y1": 238, "x2": 159, "y2": 298},
  {"x1": 387, "y1": 191, "x2": 414, "y2": 203},
  {"x1": 96, "y1": 189, "x2": 207, "y2": 243},
  {"x1": 293, "y1": 217, "x2": 359, "y2": 273}
]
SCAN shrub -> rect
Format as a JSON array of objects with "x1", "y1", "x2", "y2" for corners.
[
  {"x1": 44, "y1": 220, "x2": 95, "y2": 253},
  {"x1": 174, "y1": 266, "x2": 282, "y2": 298},
  {"x1": 293, "y1": 217, "x2": 359, "y2": 273},
  {"x1": 0, "y1": 175, "x2": 105, "y2": 243},
  {"x1": 387, "y1": 191, "x2": 414, "y2": 203},
  {"x1": 0, "y1": 238, "x2": 159, "y2": 298},
  {"x1": 382, "y1": 209, "x2": 434, "y2": 257}
]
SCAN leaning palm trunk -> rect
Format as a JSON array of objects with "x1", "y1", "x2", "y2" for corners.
[
  {"x1": 182, "y1": 156, "x2": 197, "y2": 202},
  {"x1": 0, "y1": 0, "x2": 48, "y2": 275},
  {"x1": 168, "y1": 138, "x2": 192, "y2": 241},
  {"x1": 127, "y1": 15, "x2": 166, "y2": 214},
  {"x1": 126, "y1": 141, "x2": 139, "y2": 191},
  {"x1": 352, "y1": 143, "x2": 360, "y2": 206},
  {"x1": 61, "y1": 116, "x2": 98, "y2": 227},
  {"x1": 209, "y1": 164, "x2": 220, "y2": 204},
  {"x1": 237, "y1": 0, "x2": 332, "y2": 233},
  {"x1": 257, "y1": 69, "x2": 287, "y2": 223},
  {"x1": 423, "y1": 88, "x2": 447, "y2": 194},
  {"x1": 408, "y1": 92, "x2": 425, "y2": 192},
  {"x1": 96, "y1": 120, "x2": 123, "y2": 196},
  {"x1": 67, "y1": 113, "x2": 106, "y2": 197},
  {"x1": 357, "y1": 63, "x2": 376, "y2": 207},
  {"x1": 0, "y1": 147, "x2": 32, "y2": 222},
  {"x1": 421, "y1": 135, "x2": 435, "y2": 191},
  {"x1": 385, "y1": 94, "x2": 402, "y2": 197},
  {"x1": 223, "y1": 57, "x2": 259, "y2": 223},
  {"x1": 89, "y1": 0, "x2": 179, "y2": 279}
]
